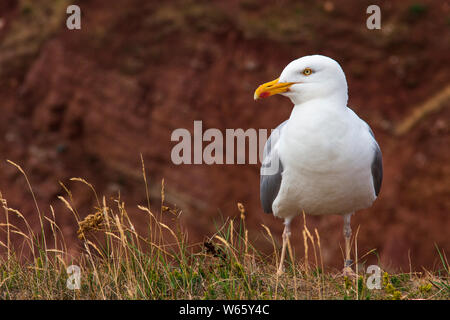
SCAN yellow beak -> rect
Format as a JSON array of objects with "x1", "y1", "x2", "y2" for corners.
[{"x1": 254, "y1": 78, "x2": 296, "y2": 100}]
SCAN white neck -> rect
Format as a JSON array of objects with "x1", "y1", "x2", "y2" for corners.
[{"x1": 292, "y1": 92, "x2": 348, "y2": 113}]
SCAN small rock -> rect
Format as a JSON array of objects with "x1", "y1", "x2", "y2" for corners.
[
  {"x1": 380, "y1": 119, "x2": 392, "y2": 130},
  {"x1": 5, "y1": 132, "x2": 16, "y2": 142},
  {"x1": 323, "y1": 1, "x2": 335, "y2": 13},
  {"x1": 244, "y1": 59, "x2": 258, "y2": 71},
  {"x1": 388, "y1": 55, "x2": 400, "y2": 65},
  {"x1": 414, "y1": 153, "x2": 427, "y2": 168},
  {"x1": 107, "y1": 183, "x2": 121, "y2": 194}
]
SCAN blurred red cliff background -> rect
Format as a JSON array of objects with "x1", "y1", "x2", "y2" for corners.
[{"x1": 0, "y1": 0, "x2": 449, "y2": 272}]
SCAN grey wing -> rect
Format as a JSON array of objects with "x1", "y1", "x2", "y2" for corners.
[
  {"x1": 366, "y1": 124, "x2": 383, "y2": 197},
  {"x1": 260, "y1": 120, "x2": 287, "y2": 214}
]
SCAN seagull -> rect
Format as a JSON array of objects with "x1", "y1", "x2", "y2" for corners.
[{"x1": 254, "y1": 55, "x2": 382, "y2": 276}]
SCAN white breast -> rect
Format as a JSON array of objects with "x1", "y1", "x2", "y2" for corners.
[{"x1": 272, "y1": 102, "x2": 377, "y2": 219}]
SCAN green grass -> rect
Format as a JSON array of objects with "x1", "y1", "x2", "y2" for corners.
[{"x1": 0, "y1": 160, "x2": 448, "y2": 300}]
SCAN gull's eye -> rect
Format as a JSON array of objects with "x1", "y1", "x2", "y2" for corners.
[{"x1": 302, "y1": 68, "x2": 312, "y2": 76}]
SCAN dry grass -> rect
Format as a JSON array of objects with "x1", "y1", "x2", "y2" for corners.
[
  {"x1": 395, "y1": 84, "x2": 450, "y2": 136},
  {"x1": 0, "y1": 160, "x2": 448, "y2": 300}
]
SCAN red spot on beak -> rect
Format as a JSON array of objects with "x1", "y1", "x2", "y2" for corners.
[{"x1": 259, "y1": 91, "x2": 270, "y2": 98}]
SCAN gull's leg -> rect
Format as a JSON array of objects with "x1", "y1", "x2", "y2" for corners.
[
  {"x1": 277, "y1": 218, "x2": 292, "y2": 276},
  {"x1": 342, "y1": 213, "x2": 355, "y2": 276}
]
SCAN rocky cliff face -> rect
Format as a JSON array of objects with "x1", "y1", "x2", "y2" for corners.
[{"x1": 0, "y1": 0, "x2": 449, "y2": 271}]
